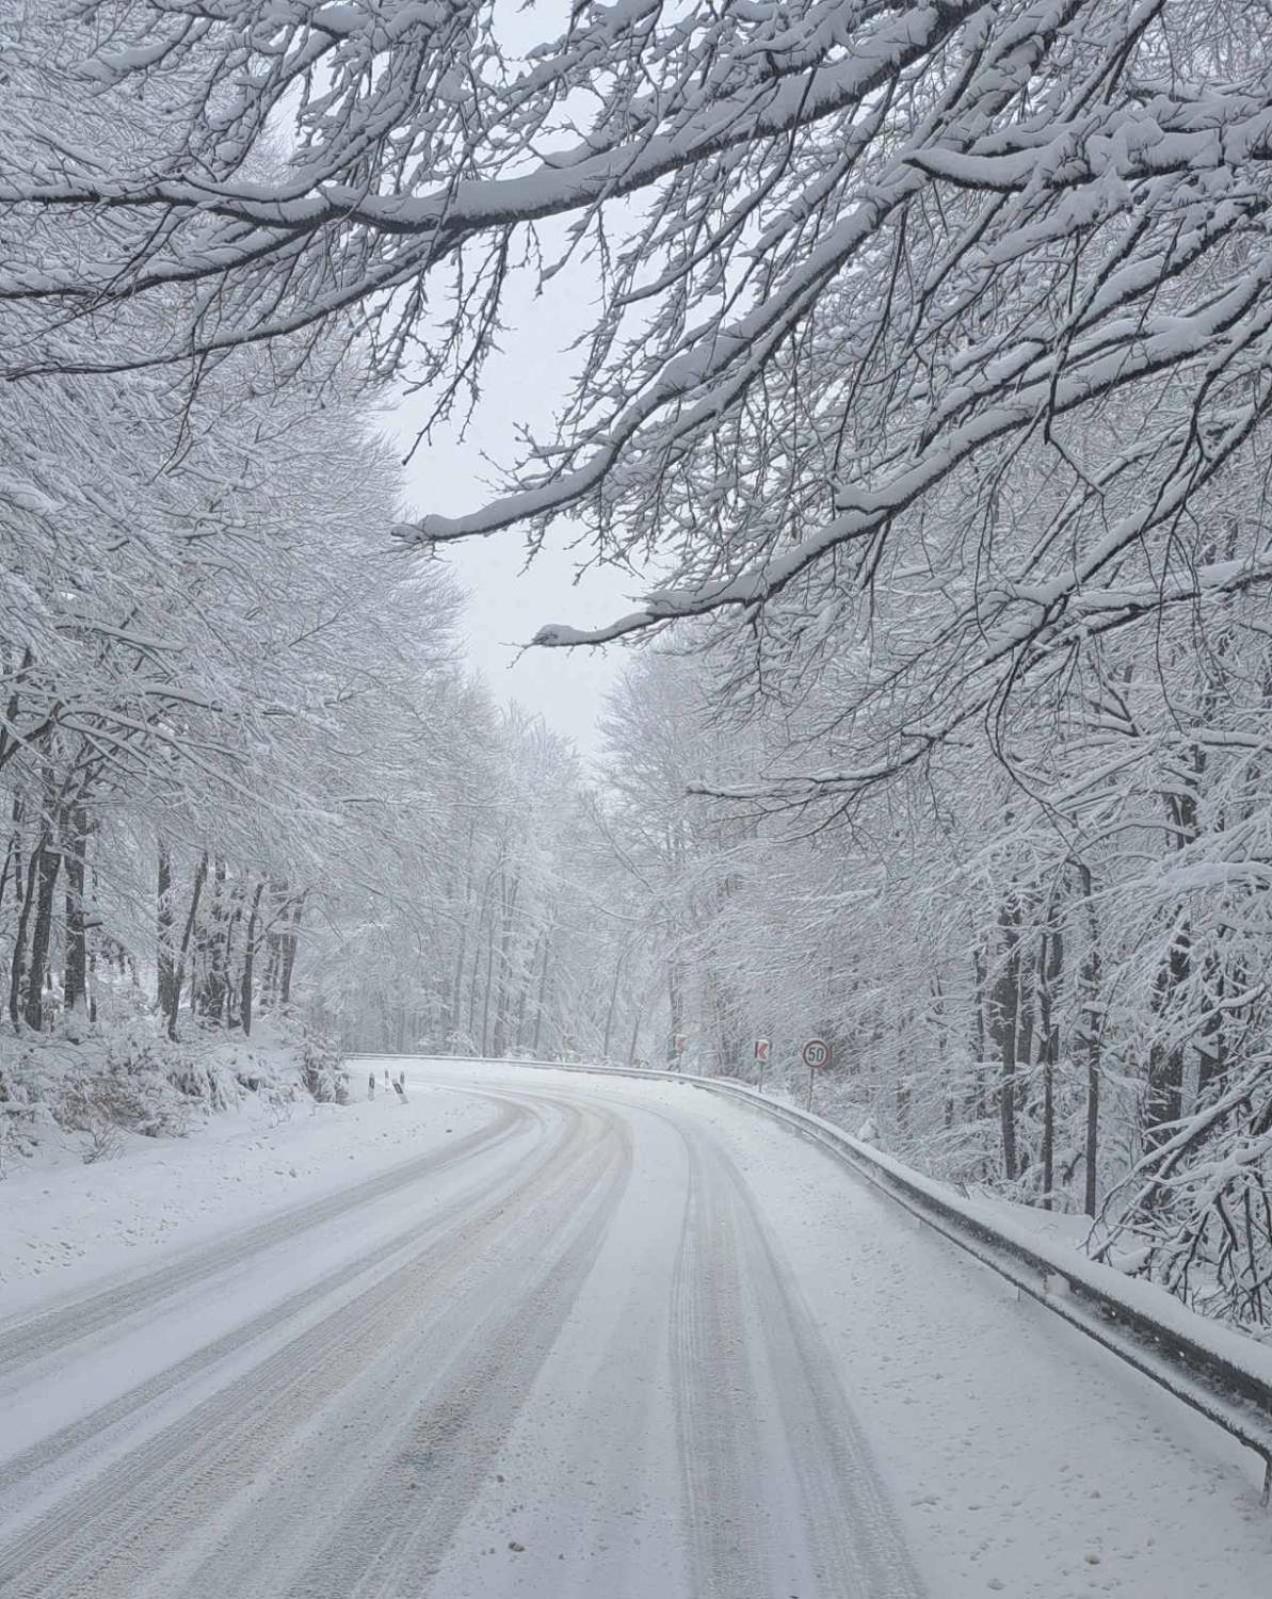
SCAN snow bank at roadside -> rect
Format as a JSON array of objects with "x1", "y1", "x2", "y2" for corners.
[
  {"x1": 0, "y1": 1014, "x2": 349, "y2": 1182},
  {"x1": 0, "y1": 1062, "x2": 494, "y2": 1318}
]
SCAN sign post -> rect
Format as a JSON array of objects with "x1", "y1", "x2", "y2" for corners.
[
  {"x1": 801, "y1": 1037, "x2": 830, "y2": 1110},
  {"x1": 754, "y1": 1037, "x2": 770, "y2": 1093}
]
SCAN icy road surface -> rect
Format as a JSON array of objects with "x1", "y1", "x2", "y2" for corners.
[{"x1": 0, "y1": 1062, "x2": 1269, "y2": 1598}]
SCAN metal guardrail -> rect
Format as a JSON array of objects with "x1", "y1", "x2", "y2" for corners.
[
  {"x1": 348, "y1": 1052, "x2": 1272, "y2": 1502},
  {"x1": 700, "y1": 1079, "x2": 1272, "y2": 1506}
]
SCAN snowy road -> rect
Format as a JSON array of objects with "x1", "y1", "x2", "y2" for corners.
[{"x1": 0, "y1": 1062, "x2": 1269, "y2": 1598}]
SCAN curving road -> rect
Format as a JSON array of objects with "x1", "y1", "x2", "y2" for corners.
[
  {"x1": 4, "y1": 1061, "x2": 1269, "y2": 1598},
  {"x1": 0, "y1": 1067, "x2": 923, "y2": 1599}
]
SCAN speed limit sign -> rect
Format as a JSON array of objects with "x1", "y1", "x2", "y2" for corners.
[{"x1": 801, "y1": 1038, "x2": 831, "y2": 1070}]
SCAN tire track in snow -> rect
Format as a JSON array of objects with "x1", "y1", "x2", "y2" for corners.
[
  {"x1": 0, "y1": 1075, "x2": 930, "y2": 1599},
  {"x1": 667, "y1": 1125, "x2": 925, "y2": 1599},
  {"x1": 669, "y1": 1142, "x2": 775, "y2": 1599},
  {"x1": 263, "y1": 1108, "x2": 634, "y2": 1599},
  {"x1": 0, "y1": 1095, "x2": 555, "y2": 1514},
  {"x1": 0, "y1": 1096, "x2": 526, "y2": 1384},
  {"x1": 722, "y1": 1149, "x2": 926, "y2": 1599},
  {"x1": 0, "y1": 1097, "x2": 611, "y2": 1599}
]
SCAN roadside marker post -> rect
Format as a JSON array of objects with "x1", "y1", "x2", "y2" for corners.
[
  {"x1": 801, "y1": 1037, "x2": 830, "y2": 1110},
  {"x1": 754, "y1": 1037, "x2": 770, "y2": 1093}
]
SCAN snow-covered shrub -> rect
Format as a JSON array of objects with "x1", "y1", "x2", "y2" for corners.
[
  {"x1": 77, "y1": 1115, "x2": 124, "y2": 1165},
  {"x1": 57, "y1": 1050, "x2": 195, "y2": 1143},
  {"x1": 0, "y1": 1101, "x2": 35, "y2": 1178},
  {"x1": 160, "y1": 1048, "x2": 239, "y2": 1114},
  {"x1": 1091, "y1": 1057, "x2": 1272, "y2": 1335},
  {"x1": 0, "y1": 1066, "x2": 31, "y2": 1175},
  {"x1": 262, "y1": 1082, "x2": 297, "y2": 1127},
  {"x1": 0, "y1": 1020, "x2": 236, "y2": 1162},
  {"x1": 299, "y1": 1026, "x2": 348, "y2": 1104}
]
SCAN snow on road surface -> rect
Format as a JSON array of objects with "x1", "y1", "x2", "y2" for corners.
[{"x1": 0, "y1": 1062, "x2": 1268, "y2": 1599}]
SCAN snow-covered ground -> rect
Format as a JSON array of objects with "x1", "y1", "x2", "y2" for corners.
[
  {"x1": 0, "y1": 1071, "x2": 494, "y2": 1319},
  {"x1": 0, "y1": 1059, "x2": 1268, "y2": 1598}
]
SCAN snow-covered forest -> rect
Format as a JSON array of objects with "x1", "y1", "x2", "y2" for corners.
[{"x1": 3, "y1": 0, "x2": 1272, "y2": 1343}]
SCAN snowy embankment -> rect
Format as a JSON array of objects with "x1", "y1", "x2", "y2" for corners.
[
  {"x1": 0, "y1": 1016, "x2": 347, "y2": 1178},
  {"x1": 0, "y1": 1066, "x2": 493, "y2": 1322}
]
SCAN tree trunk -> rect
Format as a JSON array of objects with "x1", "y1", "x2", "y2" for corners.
[
  {"x1": 1144, "y1": 784, "x2": 1199, "y2": 1152},
  {"x1": 479, "y1": 920, "x2": 496, "y2": 1056},
  {"x1": 64, "y1": 805, "x2": 88, "y2": 1015},
  {"x1": 1077, "y1": 863, "x2": 1103, "y2": 1218},
  {"x1": 261, "y1": 933, "x2": 280, "y2": 1010},
  {"x1": 222, "y1": 884, "x2": 244, "y2": 1027},
  {"x1": 8, "y1": 836, "x2": 42, "y2": 1027},
  {"x1": 279, "y1": 893, "x2": 305, "y2": 1006},
  {"x1": 0, "y1": 795, "x2": 23, "y2": 922},
  {"x1": 530, "y1": 932, "x2": 552, "y2": 1057},
  {"x1": 449, "y1": 910, "x2": 469, "y2": 1043},
  {"x1": 970, "y1": 942, "x2": 988, "y2": 1125},
  {"x1": 626, "y1": 1004, "x2": 641, "y2": 1066},
  {"x1": 1014, "y1": 942, "x2": 1036, "y2": 1120},
  {"x1": 445, "y1": 819, "x2": 477, "y2": 1041},
  {"x1": 667, "y1": 959, "x2": 685, "y2": 1068},
  {"x1": 991, "y1": 899, "x2": 1021, "y2": 1181},
  {"x1": 196, "y1": 857, "x2": 228, "y2": 1021},
  {"x1": 157, "y1": 840, "x2": 176, "y2": 1015},
  {"x1": 22, "y1": 838, "x2": 61, "y2": 1031},
  {"x1": 601, "y1": 944, "x2": 625, "y2": 1061},
  {"x1": 168, "y1": 852, "x2": 208, "y2": 1041},
  {"x1": 1145, "y1": 926, "x2": 1189, "y2": 1152},
  {"x1": 1196, "y1": 951, "x2": 1230, "y2": 1099},
  {"x1": 240, "y1": 881, "x2": 265, "y2": 1037},
  {"x1": 490, "y1": 872, "x2": 520, "y2": 1059},
  {"x1": 510, "y1": 926, "x2": 540, "y2": 1052},
  {"x1": 1037, "y1": 921, "x2": 1063, "y2": 1210}
]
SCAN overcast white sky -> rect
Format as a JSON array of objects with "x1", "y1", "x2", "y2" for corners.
[
  {"x1": 416, "y1": 509, "x2": 633, "y2": 760},
  {"x1": 387, "y1": 286, "x2": 639, "y2": 759},
  {"x1": 383, "y1": 0, "x2": 650, "y2": 761}
]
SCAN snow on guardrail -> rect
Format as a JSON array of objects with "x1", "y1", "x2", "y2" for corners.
[
  {"x1": 697, "y1": 1078, "x2": 1272, "y2": 1503},
  {"x1": 348, "y1": 1051, "x2": 1272, "y2": 1502}
]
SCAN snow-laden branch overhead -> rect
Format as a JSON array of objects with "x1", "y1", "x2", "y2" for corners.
[{"x1": 5, "y1": 0, "x2": 1272, "y2": 793}]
